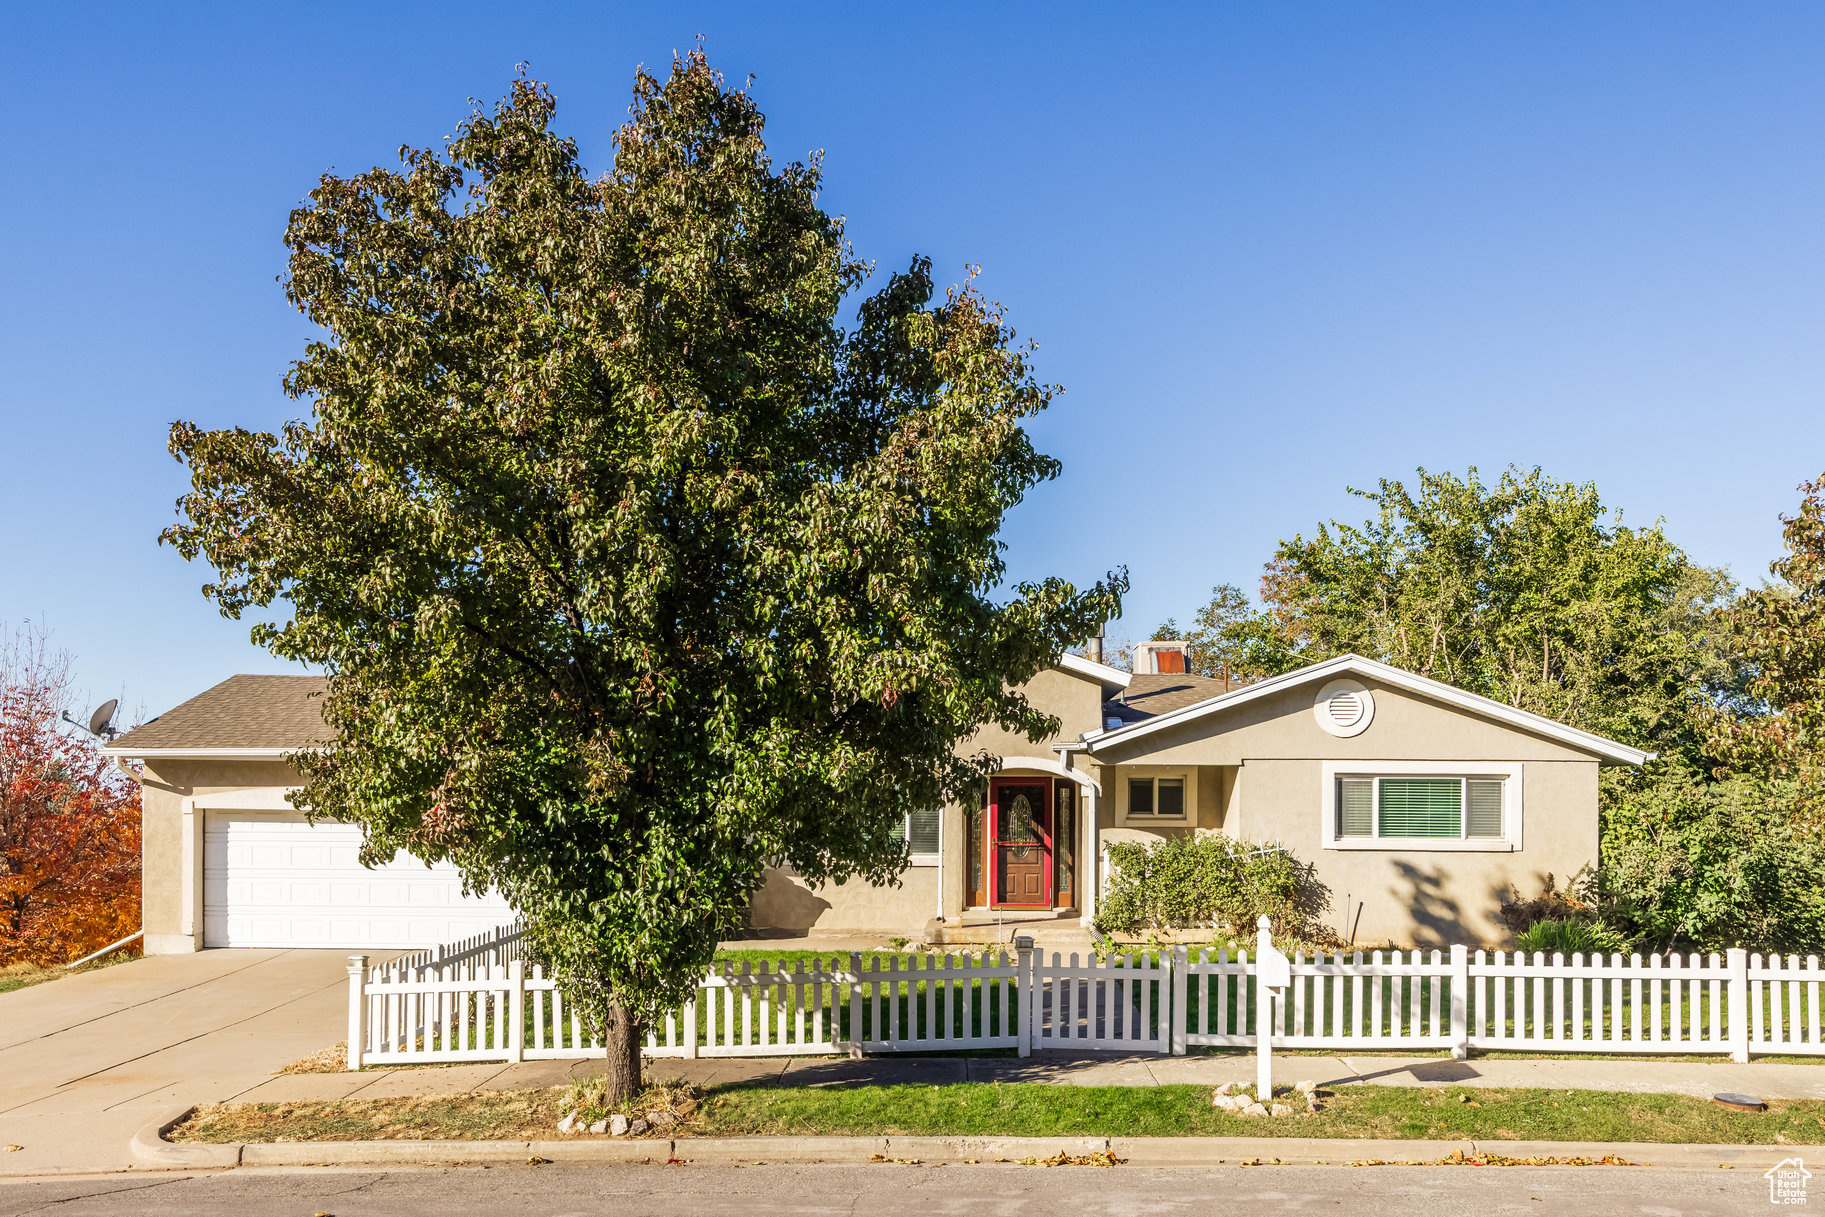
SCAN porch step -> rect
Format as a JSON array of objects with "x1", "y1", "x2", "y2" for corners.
[{"x1": 929, "y1": 914, "x2": 1098, "y2": 949}]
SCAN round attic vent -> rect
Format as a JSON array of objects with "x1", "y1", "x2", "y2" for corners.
[{"x1": 1313, "y1": 679, "x2": 1374, "y2": 737}]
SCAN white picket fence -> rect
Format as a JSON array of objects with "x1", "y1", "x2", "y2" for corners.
[{"x1": 346, "y1": 927, "x2": 1825, "y2": 1068}]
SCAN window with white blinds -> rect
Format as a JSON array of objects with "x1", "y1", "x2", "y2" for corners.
[
  {"x1": 892, "y1": 807, "x2": 942, "y2": 859},
  {"x1": 1335, "y1": 775, "x2": 1509, "y2": 842}
]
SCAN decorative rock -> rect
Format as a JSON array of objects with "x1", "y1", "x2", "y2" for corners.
[
  {"x1": 1296, "y1": 1079, "x2": 1317, "y2": 1094},
  {"x1": 629, "y1": 1118, "x2": 649, "y2": 1136},
  {"x1": 676, "y1": 1098, "x2": 698, "y2": 1117},
  {"x1": 589, "y1": 1120, "x2": 609, "y2": 1134},
  {"x1": 1214, "y1": 1082, "x2": 1236, "y2": 1097},
  {"x1": 1211, "y1": 1094, "x2": 1240, "y2": 1111},
  {"x1": 1270, "y1": 1103, "x2": 1295, "y2": 1117},
  {"x1": 609, "y1": 1113, "x2": 630, "y2": 1137},
  {"x1": 648, "y1": 1111, "x2": 677, "y2": 1127},
  {"x1": 557, "y1": 1112, "x2": 580, "y2": 1134},
  {"x1": 1240, "y1": 1102, "x2": 1269, "y2": 1118}
]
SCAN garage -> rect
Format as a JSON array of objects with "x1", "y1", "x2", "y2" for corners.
[{"x1": 202, "y1": 813, "x2": 515, "y2": 949}]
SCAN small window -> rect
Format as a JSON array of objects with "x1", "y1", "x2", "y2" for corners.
[
  {"x1": 892, "y1": 808, "x2": 942, "y2": 858},
  {"x1": 1337, "y1": 778, "x2": 1373, "y2": 837},
  {"x1": 1466, "y1": 779, "x2": 1504, "y2": 837},
  {"x1": 1122, "y1": 773, "x2": 1191, "y2": 822}
]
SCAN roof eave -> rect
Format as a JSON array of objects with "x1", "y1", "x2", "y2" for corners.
[
  {"x1": 1056, "y1": 652, "x2": 1132, "y2": 691},
  {"x1": 100, "y1": 746, "x2": 302, "y2": 760},
  {"x1": 1082, "y1": 654, "x2": 1653, "y2": 766}
]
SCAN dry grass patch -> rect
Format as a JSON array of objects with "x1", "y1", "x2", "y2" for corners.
[
  {"x1": 279, "y1": 1043, "x2": 348, "y2": 1075},
  {"x1": 0, "y1": 951, "x2": 138, "y2": 996},
  {"x1": 172, "y1": 1090, "x2": 568, "y2": 1144}
]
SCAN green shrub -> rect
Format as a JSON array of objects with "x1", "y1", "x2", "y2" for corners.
[
  {"x1": 1597, "y1": 773, "x2": 1825, "y2": 954},
  {"x1": 1513, "y1": 918, "x2": 1634, "y2": 958},
  {"x1": 1092, "y1": 833, "x2": 1323, "y2": 938}
]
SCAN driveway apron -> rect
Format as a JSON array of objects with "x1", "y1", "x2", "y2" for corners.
[{"x1": 0, "y1": 949, "x2": 375, "y2": 1176}]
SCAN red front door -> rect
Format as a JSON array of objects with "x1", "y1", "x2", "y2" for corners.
[{"x1": 990, "y1": 779, "x2": 1052, "y2": 909}]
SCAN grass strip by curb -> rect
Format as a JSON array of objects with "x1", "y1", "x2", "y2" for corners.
[{"x1": 170, "y1": 1082, "x2": 1825, "y2": 1147}]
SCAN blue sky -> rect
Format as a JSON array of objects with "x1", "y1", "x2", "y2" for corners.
[{"x1": 4, "y1": 3, "x2": 1825, "y2": 719}]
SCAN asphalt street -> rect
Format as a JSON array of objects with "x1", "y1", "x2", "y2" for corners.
[{"x1": 0, "y1": 1163, "x2": 1784, "y2": 1216}]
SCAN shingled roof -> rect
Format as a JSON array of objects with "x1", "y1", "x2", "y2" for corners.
[
  {"x1": 1103, "y1": 672, "x2": 1246, "y2": 725},
  {"x1": 105, "y1": 674, "x2": 330, "y2": 754}
]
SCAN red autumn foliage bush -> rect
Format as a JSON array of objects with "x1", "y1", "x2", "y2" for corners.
[{"x1": 0, "y1": 629, "x2": 141, "y2": 966}]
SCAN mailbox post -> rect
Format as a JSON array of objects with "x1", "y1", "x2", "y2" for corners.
[{"x1": 1254, "y1": 914, "x2": 1290, "y2": 1103}]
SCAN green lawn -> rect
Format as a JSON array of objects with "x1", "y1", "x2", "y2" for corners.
[{"x1": 172, "y1": 1081, "x2": 1825, "y2": 1146}]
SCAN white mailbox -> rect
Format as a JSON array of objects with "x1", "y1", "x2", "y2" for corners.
[{"x1": 1258, "y1": 942, "x2": 1291, "y2": 990}]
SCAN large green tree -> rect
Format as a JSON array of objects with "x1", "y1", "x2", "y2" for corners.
[
  {"x1": 1705, "y1": 473, "x2": 1825, "y2": 818},
  {"x1": 1195, "y1": 466, "x2": 1730, "y2": 757},
  {"x1": 163, "y1": 57, "x2": 1122, "y2": 1098}
]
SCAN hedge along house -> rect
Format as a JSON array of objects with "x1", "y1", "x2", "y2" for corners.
[
  {"x1": 755, "y1": 646, "x2": 1652, "y2": 948},
  {"x1": 106, "y1": 646, "x2": 1650, "y2": 955}
]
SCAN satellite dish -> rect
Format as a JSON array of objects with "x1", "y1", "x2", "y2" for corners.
[{"x1": 87, "y1": 699, "x2": 119, "y2": 739}]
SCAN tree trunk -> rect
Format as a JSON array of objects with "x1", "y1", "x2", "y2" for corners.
[{"x1": 599, "y1": 1001, "x2": 644, "y2": 1104}]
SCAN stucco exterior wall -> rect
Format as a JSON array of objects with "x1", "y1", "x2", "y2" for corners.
[
  {"x1": 749, "y1": 664, "x2": 1111, "y2": 934},
  {"x1": 136, "y1": 758, "x2": 303, "y2": 954},
  {"x1": 965, "y1": 667, "x2": 1106, "y2": 763},
  {"x1": 1089, "y1": 679, "x2": 1604, "y2": 948},
  {"x1": 749, "y1": 865, "x2": 940, "y2": 933}
]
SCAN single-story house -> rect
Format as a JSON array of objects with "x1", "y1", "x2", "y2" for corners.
[{"x1": 104, "y1": 644, "x2": 1649, "y2": 954}]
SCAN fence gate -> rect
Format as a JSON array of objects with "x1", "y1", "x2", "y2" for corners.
[{"x1": 1028, "y1": 950, "x2": 1173, "y2": 1053}]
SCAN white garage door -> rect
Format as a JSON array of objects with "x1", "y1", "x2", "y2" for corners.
[{"x1": 203, "y1": 813, "x2": 515, "y2": 949}]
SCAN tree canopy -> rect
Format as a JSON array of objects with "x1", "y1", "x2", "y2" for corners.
[
  {"x1": 163, "y1": 56, "x2": 1122, "y2": 1094},
  {"x1": 0, "y1": 627, "x2": 141, "y2": 966},
  {"x1": 1183, "y1": 466, "x2": 1731, "y2": 757},
  {"x1": 1705, "y1": 473, "x2": 1825, "y2": 815}
]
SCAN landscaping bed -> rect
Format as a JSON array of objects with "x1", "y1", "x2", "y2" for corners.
[{"x1": 169, "y1": 1082, "x2": 1825, "y2": 1146}]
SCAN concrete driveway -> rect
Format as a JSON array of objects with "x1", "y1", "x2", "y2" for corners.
[{"x1": 0, "y1": 949, "x2": 373, "y2": 1177}]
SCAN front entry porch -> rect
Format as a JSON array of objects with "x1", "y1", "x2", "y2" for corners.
[{"x1": 968, "y1": 772, "x2": 1090, "y2": 913}]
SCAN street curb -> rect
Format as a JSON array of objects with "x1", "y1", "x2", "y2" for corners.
[
  {"x1": 129, "y1": 1115, "x2": 1825, "y2": 1171},
  {"x1": 130, "y1": 1107, "x2": 241, "y2": 1169}
]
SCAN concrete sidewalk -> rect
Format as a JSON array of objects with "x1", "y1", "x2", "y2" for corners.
[
  {"x1": 230, "y1": 1050, "x2": 1825, "y2": 1105},
  {"x1": 0, "y1": 949, "x2": 401, "y2": 1178}
]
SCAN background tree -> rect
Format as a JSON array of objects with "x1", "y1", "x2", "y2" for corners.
[
  {"x1": 1214, "y1": 466, "x2": 1731, "y2": 758},
  {"x1": 164, "y1": 57, "x2": 1123, "y2": 1100},
  {"x1": 1178, "y1": 583, "x2": 1259, "y2": 684},
  {"x1": 1705, "y1": 473, "x2": 1825, "y2": 819},
  {"x1": 0, "y1": 626, "x2": 141, "y2": 966}
]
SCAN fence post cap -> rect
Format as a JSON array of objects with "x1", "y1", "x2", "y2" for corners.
[
  {"x1": 1013, "y1": 935, "x2": 1035, "y2": 949},
  {"x1": 1256, "y1": 914, "x2": 1272, "y2": 929},
  {"x1": 346, "y1": 954, "x2": 368, "y2": 969}
]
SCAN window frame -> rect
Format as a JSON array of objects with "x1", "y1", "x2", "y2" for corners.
[
  {"x1": 1320, "y1": 761, "x2": 1521, "y2": 851},
  {"x1": 1116, "y1": 766, "x2": 1197, "y2": 827},
  {"x1": 899, "y1": 807, "x2": 941, "y2": 866}
]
